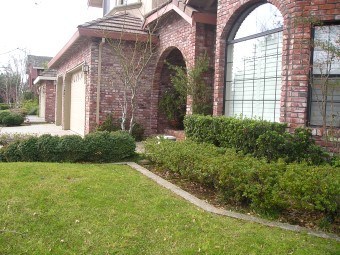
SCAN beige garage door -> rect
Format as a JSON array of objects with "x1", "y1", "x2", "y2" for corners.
[
  {"x1": 39, "y1": 85, "x2": 46, "y2": 119},
  {"x1": 70, "y1": 71, "x2": 85, "y2": 135}
]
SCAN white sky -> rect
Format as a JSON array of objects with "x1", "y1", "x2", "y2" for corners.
[{"x1": 0, "y1": 0, "x2": 102, "y2": 66}]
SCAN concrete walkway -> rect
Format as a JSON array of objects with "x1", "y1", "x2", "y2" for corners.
[{"x1": 0, "y1": 115, "x2": 76, "y2": 136}]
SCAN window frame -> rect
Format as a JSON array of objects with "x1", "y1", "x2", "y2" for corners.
[
  {"x1": 223, "y1": 3, "x2": 284, "y2": 122},
  {"x1": 308, "y1": 21, "x2": 340, "y2": 128}
]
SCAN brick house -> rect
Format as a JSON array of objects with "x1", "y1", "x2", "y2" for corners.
[
  {"x1": 33, "y1": 69, "x2": 57, "y2": 122},
  {"x1": 48, "y1": 0, "x2": 339, "y2": 139},
  {"x1": 26, "y1": 55, "x2": 52, "y2": 95}
]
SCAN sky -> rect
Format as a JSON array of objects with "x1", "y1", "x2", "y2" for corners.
[{"x1": 0, "y1": 0, "x2": 102, "y2": 67}]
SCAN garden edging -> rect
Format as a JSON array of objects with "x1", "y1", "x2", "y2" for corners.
[{"x1": 121, "y1": 162, "x2": 340, "y2": 242}]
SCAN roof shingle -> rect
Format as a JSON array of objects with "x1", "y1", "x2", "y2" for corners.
[{"x1": 78, "y1": 13, "x2": 147, "y2": 35}]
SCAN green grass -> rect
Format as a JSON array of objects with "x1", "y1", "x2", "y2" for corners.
[{"x1": 0, "y1": 163, "x2": 339, "y2": 254}]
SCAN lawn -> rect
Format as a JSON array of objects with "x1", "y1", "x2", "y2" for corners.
[{"x1": 0, "y1": 163, "x2": 338, "y2": 254}]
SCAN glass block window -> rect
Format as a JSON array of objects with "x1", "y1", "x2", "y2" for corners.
[
  {"x1": 310, "y1": 25, "x2": 340, "y2": 127},
  {"x1": 225, "y1": 3, "x2": 283, "y2": 122}
]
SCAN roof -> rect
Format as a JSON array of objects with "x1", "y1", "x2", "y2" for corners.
[
  {"x1": 143, "y1": 0, "x2": 216, "y2": 28},
  {"x1": 88, "y1": 0, "x2": 102, "y2": 8},
  {"x1": 33, "y1": 69, "x2": 57, "y2": 85},
  {"x1": 26, "y1": 55, "x2": 52, "y2": 69},
  {"x1": 79, "y1": 13, "x2": 148, "y2": 36},
  {"x1": 49, "y1": 13, "x2": 158, "y2": 69},
  {"x1": 185, "y1": 0, "x2": 217, "y2": 12},
  {"x1": 39, "y1": 69, "x2": 57, "y2": 77}
]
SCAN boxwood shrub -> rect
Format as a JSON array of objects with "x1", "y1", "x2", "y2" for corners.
[
  {"x1": 84, "y1": 131, "x2": 136, "y2": 163},
  {"x1": 145, "y1": 139, "x2": 339, "y2": 215},
  {"x1": 1, "y1": 131, "x2": 135, "y2": 163},
  {"x1": 184, "y1": 115, "x2": 330, "y2": 164},
  {"x1": 58, "y1": 135, "x2": 86, "y2": 162},
  {"x1": 0, "y1": 110, "x2": 24, "y2": 126}
]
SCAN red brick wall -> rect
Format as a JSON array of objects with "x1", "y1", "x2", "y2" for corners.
[
  {"x1": 91, "y1": 39, "x2": 157, "y2": 136},
  {"x1": 151, "y1": 12, "x2": 216, "y2": 133},
  {"x1": 214, "y1": 0, "x2": 340, "y2": 134},
  {"x1": 44, "y1": 80, "x2": 56, "y2": 123}
]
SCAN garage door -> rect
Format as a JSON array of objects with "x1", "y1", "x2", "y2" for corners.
[
  {"x1": 70, "y1": 71, "x2": 86, "y2": 135},
  {"x1": 39, "y1": 85, "x2": 46, "y2": 119}
]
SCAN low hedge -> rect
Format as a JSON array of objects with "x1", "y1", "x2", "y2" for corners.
[
  {"x1": 0, "y1": 103, "x2": 10, "y2": 110},
  {"x1": 184, "y1": 115, "x2": 329, "y2": 164},
  {"x1": 1, "y1": 131, "x2": 136, "y2": 163},
  {"x1": 145, "y1": 139, "x2": 339, "y2": 215},
  {"x1": 0, "y1": 110, "x2": 24, "y2": 126}
]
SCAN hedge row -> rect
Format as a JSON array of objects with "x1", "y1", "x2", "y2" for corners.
[
  {"x1": 145, "y1": 139, "x2": 339, "y2": 215},
  {"x1": 0, "y1": 131, "x2": 135, "y2": 163},
  {"x1": 0, "y1": 110, "x2": 25, "y2": 126},
  {"x1": 184, "y1": 115, "x2": 329, "y2": 164},
  {"x1": 0, "y1": 103, "x2": 10, "y2": 110}
]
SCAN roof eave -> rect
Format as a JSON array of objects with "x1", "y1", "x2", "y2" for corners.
[
  {"x1": 88, "y1": 0, "x2": 103, "y2": 8},
  {"x1": 143, "y1": 0, "x2": 216, "y2": 28},
  {"x1": 33, "y1": 76, "x2": 57, "y2": 85},
  {"x1": 48, "y1": 27, "x2": 159, "y2": 69},
  {"x1": 79, "y1": 27, "x2": 159, "y2": 43},
  {"x1": 48, "y1": 30, "x2": 81, "y2": 69}
]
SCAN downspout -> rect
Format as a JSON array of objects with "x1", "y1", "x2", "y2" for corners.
[{"x1": 96, "y1": 38, "x2": 105, "y2": 125}]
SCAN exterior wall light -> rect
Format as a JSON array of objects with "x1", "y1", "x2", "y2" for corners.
[{"x1": 82, "y1": 63, "x2": 90, "y2": 73}]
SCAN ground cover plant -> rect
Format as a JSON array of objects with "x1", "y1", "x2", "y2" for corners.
[
  {"x1": 0, "y1": 131, "x2": 135, "y2": 163},
  {"x1": 145, "y1": 139, "x2": 340, "y2": 233},
  {"x1": 0, "y1": 163, "x2": 339, "y2": 254}
]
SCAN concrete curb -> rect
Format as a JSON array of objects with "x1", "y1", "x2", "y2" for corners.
[{"x1": 120, "y1": 162, "x2": 339, "y2": 241}]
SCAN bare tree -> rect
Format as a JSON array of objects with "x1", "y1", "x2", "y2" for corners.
[
  {"x1": 103, "y1": 9, "x2": 162, "y2": 134},
  {"x1": 0, "y1": 50, "x2": 27, "y2": 106},
  {"x1": 295, "y1": 17, "x2": 340, "y2": 152}
]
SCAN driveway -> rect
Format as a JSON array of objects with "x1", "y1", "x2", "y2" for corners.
[{"x1": 0, "y1": 116, "x2": 76, "y2": 136}]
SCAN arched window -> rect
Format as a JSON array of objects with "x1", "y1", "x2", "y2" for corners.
[{"x1": 225, "y1": 3, "x2": 283, "y2": 122}]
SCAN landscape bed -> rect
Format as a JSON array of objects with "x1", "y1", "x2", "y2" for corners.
[{"x1": 0, "y1": 163, "x2": 339, "y2": 254}]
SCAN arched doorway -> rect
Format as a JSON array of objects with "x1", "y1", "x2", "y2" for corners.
[{"x1": 157, "y1": 47, "x2": 187, "y2": 133}]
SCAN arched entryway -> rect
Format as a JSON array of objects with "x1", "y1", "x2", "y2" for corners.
[{"x1": 153, "y1": 47, "x2": 187, "y2": 133}]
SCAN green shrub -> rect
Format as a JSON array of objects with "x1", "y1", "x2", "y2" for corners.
[
  {"x1": 18, "y1": 137, "x2": 40, "y2": 162},
  {"x1": 131, "y1": 123, "x2": 145, "y2": 142},
  {"x1": 184, "y1": 115, "x2": 287, "y2": 153},
  {"x1": 277, "y1": 163, "x2": 340, "y2": 213},
  {"x1": 0, "y1": 110, "x2": 11, "y2": 124},
  {"x1": 146, "y1": 139, "x2": 224, "y2": 187},
  {"x1": 145, "y1": 139, "x2": 339, "y2": 215},
  {"x1": 58, "y1": 135, "x2": 86, "y2": 162},
  {"x1": 22, "y1": 99, "x2": 39, "y2": 115},
  {"x1": 84, "y1": 131, "x2": 135, "y2": 162},
  {"x1": 96, "y1": 114, "x2": 120, "y2": 132},
  {"x1": 3, "y1": 137, "x2": 40, "y2": 162},
  {"x1": 2, "y1": 141, "x2": 21, "y2": 162},
  {"x1": 11, "y1": 108, "x2": 28, "y2": 117},
  {"x1": 1, "y1": 131, "x2": 135, "y2": 163},
  {"x1": 1, "y1": 112, "x2": 24, "y2": 126},
  {"x1": 255, "y1": 128, "x2": 330, "y2": 164},
  {"x1": 0, "y1": 104, "x2": 10, "y2": 110},
  {"x1": 185, "y1": 115, "x2": 330, "y2": 165},
  {"x1": 37, "y1": 135, "x2": 61, "y2": 162},
  {"x1": 0, "y1": 133, "x2": 33, "y2": 146}
]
